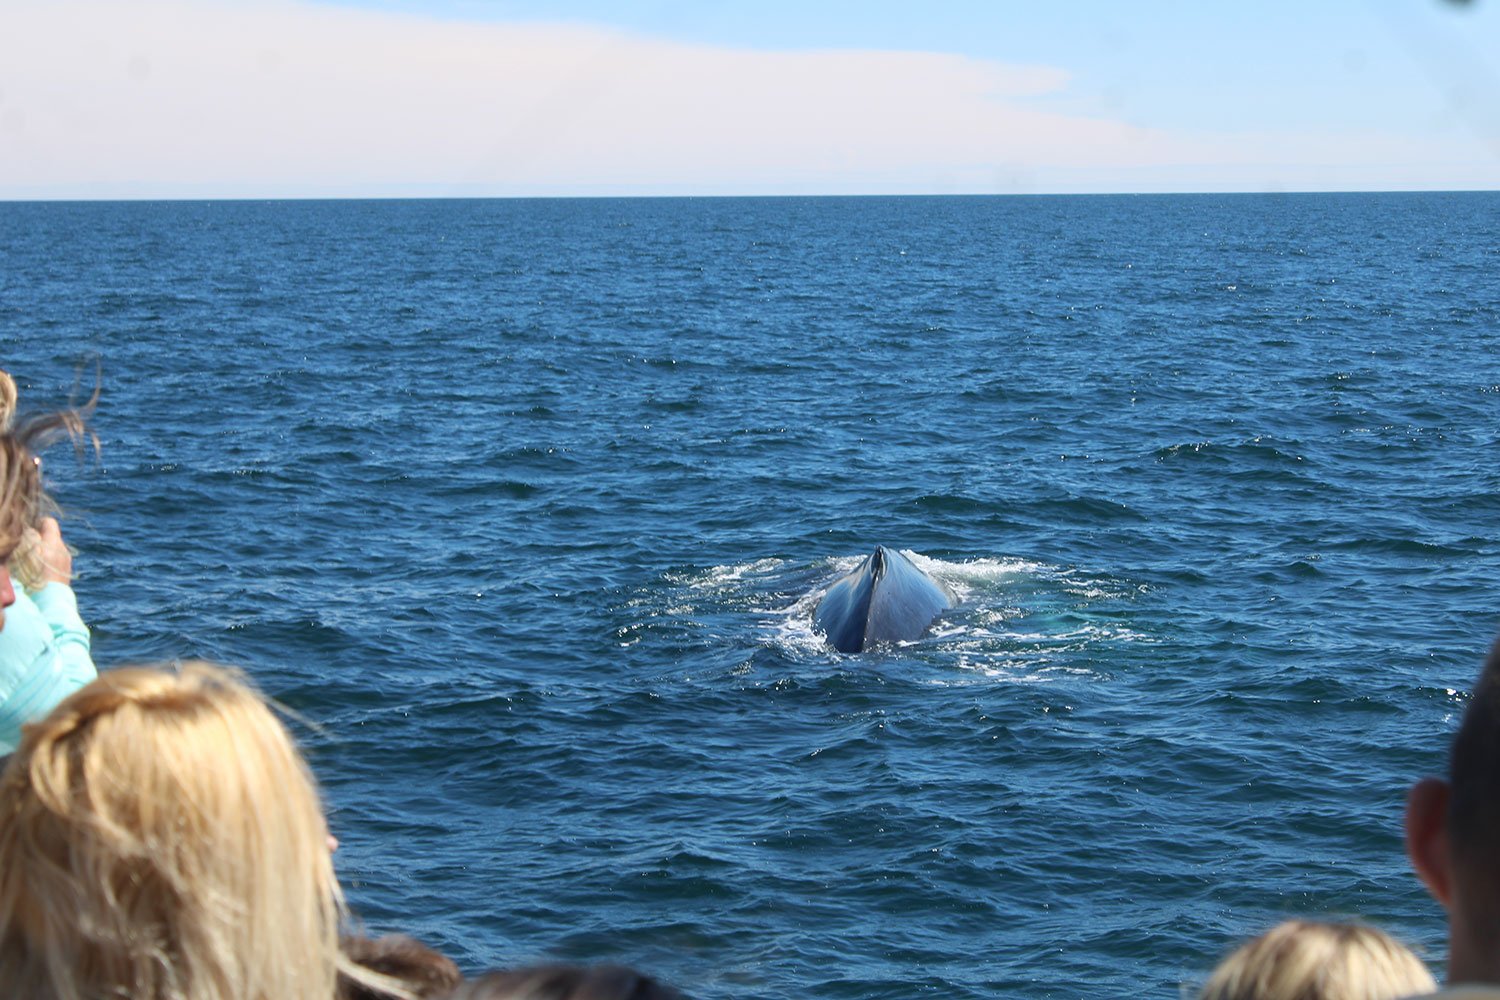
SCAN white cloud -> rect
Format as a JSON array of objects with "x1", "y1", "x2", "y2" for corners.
[{"x1": 0, "y1": 0, "x2": 1494, "y2": 196}]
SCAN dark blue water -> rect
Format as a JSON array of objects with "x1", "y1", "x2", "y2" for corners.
[{"x1": 3, "y1": 193, "x2": 1498, "y2": 999}]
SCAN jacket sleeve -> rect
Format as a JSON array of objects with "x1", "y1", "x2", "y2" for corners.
[{"x1": 28, "y1": 582, "x2": 95, "y2": 693}]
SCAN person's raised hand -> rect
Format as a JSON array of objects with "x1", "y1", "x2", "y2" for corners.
[{"x1": 36, "y1": 517, "x2": 73, "y2": 587}]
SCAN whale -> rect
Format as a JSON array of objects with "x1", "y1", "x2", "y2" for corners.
[{"x1": 813, "y1": 546, "x2": 951, "y2": 653}]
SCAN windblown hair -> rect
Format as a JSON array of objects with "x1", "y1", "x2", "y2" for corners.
[
  {"x1": 443, "y1": 965, "x2": 683, "y2": 1000},
  {"x1": 0, "y1": 370, "x2": 32, "y2": 582},
  {"x1": 1197, "y1": 919, "x2": 1435, "y2": 1000},
  {"x1": 0, "y1": 662, "x2": 397, "y2": 1000},
  {"x1": 0, "y1": 369, "x2": 16, "y2": 429},
  {"x1": 0, "y1": 367, "x2": 95, "y2": 590},
  {"x1": 0, "y1": 432, "x2": 43, "y2": 571}
]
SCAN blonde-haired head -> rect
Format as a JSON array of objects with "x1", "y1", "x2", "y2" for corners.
[
  {"x1": 0, "y1": 662, "x2": 389, "y2": 1000},
  {"x1": 1198, "y1": 919, "x2": 1436, "y2": 1000}
]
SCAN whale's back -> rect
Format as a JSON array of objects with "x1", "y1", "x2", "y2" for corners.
[{"x1": 814, "y1": 547, "x2": 949, "y2": 653}]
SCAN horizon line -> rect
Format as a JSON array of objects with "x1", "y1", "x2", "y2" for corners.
[{"x1": 4, "y1": 187, "x2": 1499, "y2": 205}]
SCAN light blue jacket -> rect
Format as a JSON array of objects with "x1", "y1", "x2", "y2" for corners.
[{"x1": 0, "y1": 574, "x2": 94, "y2": 753}]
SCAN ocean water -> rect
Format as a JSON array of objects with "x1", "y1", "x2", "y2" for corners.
[{"x1": 2, "y1": 192, "x2": 1498, "y2": 999}]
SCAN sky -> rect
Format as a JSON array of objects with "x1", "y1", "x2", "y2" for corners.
[{"x1": 3, "y1": 0, "x2": 1500, "y2": 198}]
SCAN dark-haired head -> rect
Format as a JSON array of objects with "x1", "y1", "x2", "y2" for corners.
[
  {"x1": 1407, "y1": 634, "x2": 1500, "y2": 984},
  {"x1": 340, "y1": 934, "x2": 462, "y2": 999},
  {"x1": 443, "y1": 965, "x2": 682, "y2": 1000}
]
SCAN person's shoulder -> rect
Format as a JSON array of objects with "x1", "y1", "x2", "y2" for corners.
[{"x1": 0, "y1": 585, "x2": 50, "y2": 653}]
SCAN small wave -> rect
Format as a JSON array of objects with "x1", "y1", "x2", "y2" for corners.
[
  {"x1": 942, "y1": 657, "x2": 1102, "y2": 683},
  {"x1": 905, "y1": 552, "x2": 1047, "y2": 580}
]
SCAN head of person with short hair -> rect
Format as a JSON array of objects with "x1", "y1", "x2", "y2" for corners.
[
  {"x1": 442, "y1": 964, "x2": 683, "y2": 1000},
  {"x1": 1406, "y1": 634, "x2": 1500, "y2": 989},
  {"x1": 1198, "y1": 919, "x2": 1436, "y2": 1000},
  {"x1": 0, "y1": 661, "x2": 404, "y2": 1000},
  {"x1": 341, "y1": 934, "x2": 463, "y2": 1000}
]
